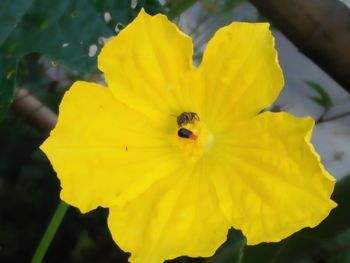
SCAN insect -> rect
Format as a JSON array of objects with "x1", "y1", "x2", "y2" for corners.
[
  {"x1": 176, "y1": 112, "x2": 200, "y2": 127},
  {"x1": 177, "y1": 128, "x2": 197, "y2": 140}
]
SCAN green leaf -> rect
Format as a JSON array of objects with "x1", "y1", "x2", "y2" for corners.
[
  {"x1": 138, "y1": 0, "x2": 166, "y2": 15},
  {"x1": 0, "y1": 0, "x2": 34, "y2": 46},
  {"x1": 305, "y1": 80, "x2": 333, "y2": 109},
  {"x1": 4, "y1": 0, "x2": 117, "y2": 73},
  {"x1": 0, "y1": 0, "x2": 164, "y2": 122},
  {"x1": 0, "y1": 53, "x2": 17, "y2": 123},
  {"x1": 204, "y1": 230, "x2": 245, "y2": 263}
]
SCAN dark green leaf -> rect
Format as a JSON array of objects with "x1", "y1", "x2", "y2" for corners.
[
  {"x1": 305, "y1": 80, "x2": 333, "y2": 109},
  {"x1": 3, "y1": 0, "x2": 117, "y2": 73},
  {"x1": 203, "y1": 230, "x2": 245, "y2": 263},
  {"x1": 138, "y1": 0, "x2": 166, "y2": 15},
  {"x1": 0, "y1": 53, "x2": 17, "y2": 123},
  {"x1": 0, "y1": 0, "x2": 34, "y2": 46},
  {"x1": 309, "y1": 96, "x2": 326, "y2": 107},
  {"x1": 0, "y1": 0, "x2": 165, "y2": 122}
]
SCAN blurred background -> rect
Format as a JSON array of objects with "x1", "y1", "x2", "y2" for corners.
[{"x1": 0, "y1": 0, "x2": 349, "y2": 262}]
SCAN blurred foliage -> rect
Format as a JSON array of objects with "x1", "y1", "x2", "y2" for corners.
[
  {"x1": 305, "y1": 80, "x2": 333, "y2": 110},
  {"x1": 1, "y1": 0, "x2": 350, "y2": 263}
]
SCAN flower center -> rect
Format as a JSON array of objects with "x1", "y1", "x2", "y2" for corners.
[{"x1": 174, "y1": 112, "x2": 214, "y2": 159}]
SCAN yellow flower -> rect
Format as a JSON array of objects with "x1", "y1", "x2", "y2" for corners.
[{"x1": 40, "y1": 9, "x2": 337, "y2": 263}]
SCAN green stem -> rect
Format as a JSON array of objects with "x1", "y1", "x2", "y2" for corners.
[
  {"x1": 31, "y1": 201, "x2": 69, "y2": 263},
  {"x1": 317, "y1": 110, "x2": 350, "y2": 124},
  {"x1": 236, "y1": 238, "x2": 246, "y2": 263},
  {"x1": 167, "y1": 0, "x2": 197, "y2": 20},
  {"x1": 315, "y1": 107, "x2": 329, "y2": 124}
]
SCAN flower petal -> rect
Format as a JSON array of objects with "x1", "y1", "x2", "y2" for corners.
[
  {"x1": 198, "y1": 22, "x2": 284, "y2": 128},
  {"x1": 108, "y1": 161, "x2": 230, "y2": 263},
  {"x1": 40, "y1": 81, "x2": 180, "y2": 213},
  {"x1": 210, "y1": 112, "x2": 336, "y2": 245},
  {"x1": 98, "y1": 9, "x2": 194, "y2": 122}
]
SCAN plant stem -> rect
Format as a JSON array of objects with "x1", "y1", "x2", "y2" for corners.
[
  {"x1": 236, "y1": 238, "x2": 246, "y2": 263},
  {"x1": 315, "y1": 107, "x2": 329, "y2": 124},
  {"x1": 317, "y1": 110, "x2": 350, "y2": 124},
  {"x1": 31, "y1": 201, "x2": 69, "y2": 263}
]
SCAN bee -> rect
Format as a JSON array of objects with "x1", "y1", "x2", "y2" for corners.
[
  {"x1": 177, "y1": 112, "x2": 200, "y2": 127},
  {"x1": 177, "y1": 128, "x2": 197, "y2": 140}
]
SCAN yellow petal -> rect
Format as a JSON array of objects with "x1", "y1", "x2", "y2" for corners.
[
  {"x1": 108, "y1": 160, "x2": 230, "y2": 263},
  {"x1": 98, "y1": 9, "x2": 194, "y2": 122},
  {"x1": 40, "y1": 81, "x2": 180, "y2": 213},
  {"x1": 198, "y1": 22, "x2": 284, "y2": 129},
  {"x1": 210, "y1": 112, "x2": 336, "y2": 245}
]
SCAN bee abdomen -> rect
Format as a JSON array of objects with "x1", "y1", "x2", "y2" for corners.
[{"x1": 177, "y1": 128, "x2": 197, "y2": 140}]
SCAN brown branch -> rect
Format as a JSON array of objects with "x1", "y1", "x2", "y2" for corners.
[
  {"x1": 249, "y1": 0, "x2": 350, "y2": 93},
  {"x1": 11, "y1": 88, "x2": 57, "y2": 134}
]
